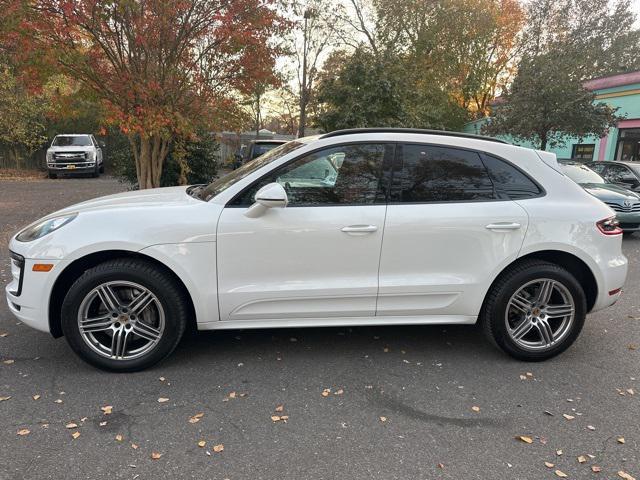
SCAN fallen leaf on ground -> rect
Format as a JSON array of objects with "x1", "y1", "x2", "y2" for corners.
[
  {"x1": 578, "y1": 455, "x2": 587, "y2": 463},
  {"x1": 555, "y1": 470, "x2": 568, "y2": 478},
  {"x1": 65, "y1": 423, "x2": 78, "y2": 429},
  {"x1": 212, "y1": 444, "x2": 224, "y2": 453},
  {"x1": 189, "y1": 413, "x2": 204, "y2": 423},
  {"x1": 563, "y1": 414, "x2": 575, "y2": 420},
  {"x1": 198, "y1": 440, "x2": 206, "y2": 448},
  {"x1": 0, "y1": 396, "x2": 11, "y2": 401},
  {"x1": 0, "y1": 332, "x2": 8, "y2": 337},
  {"x1": 115, "y1": 434, "x2": 123, "y2": 442},
  {"x1": 32, "y1": 395, "x2": 40, "y2": 400},
  {"x1": 471, "y1": 406, "x2": 480, "y2": 412},
  {"x1": 618, "y1": 472, "x2": 635, "y2": 480},
  {"x1": 545, "y1": 462, "x2": 555, "y2": 468},
  {"x1": 626, "y1": 388, "x2": 635, "y2": 395},
  {"x1": 159, "y1": 377, "x2": 165, "y2": 381},
  {"x1": 437, "y1": 463, "x2": 444, "y2": 469},
  {"x1": 592, "y1": 466, "x2": 602, "y2": 473},
  {"x1": 17, "y1": 429, "x2": 30, "y2": 436},
  {"x1": 383, "y1": 347, "x2": 389, "y2": 353},
  {"x1": 151, "y1": 452, "x2": 162, "y2": 460},
  {"x1": 54, "y1": 399, "x2": 63, "y2": 404},
  {"x1": 131, "y1": 443, "x2": 138, "y2": 449},
  {"x1": 275, "y1": 404, "x2": 284, "y2": 412},
  {"x1": 3, "y1": 359, "x2": 15, "y2": 364},
  {"x1": 271, "y1": 415, "x2": 281, "y2": 422},
  {"x1": 321, "y1": 388, "x2": 331, "y2": 397},
  {"x1": 99, "y1": 421, "x2": 107, "y2": 427},
  {"x1": 557, "y1": 450, "x2": 563, "y2": 456},
  {"x1": 101, "y1": 405, "x2": 113, "y2": 415},
  {"x1": 335, "y1": 389, "x2": 344, "y2": 395},
  {"x1": 157, "y1": 397, "x2": 169, "y2": 403},
  {"x1": 618, "y1": 437, "x2": 625, "y2": 444},
  {"x1": 517, "y1": 435, "x2": 533, "y2": 444},
  {"x1": 379, "y1": 416, "x2": 387, "y2": 423},
  {"x1": 587, "y1": 425, "x2": 596, "y2": 431},
  {"x1": 71, "y1": 431, "x2": 80, "y2": 439}
]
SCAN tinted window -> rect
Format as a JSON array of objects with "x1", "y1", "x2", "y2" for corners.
[
  {"x1": 232, "y1": 144, "x2": 388, "y2": 206},
  {"x1": 482, "y1": 154, "x2": 541, "y2": 199},
  {"x1": 606, "y1": 164, "x2": 636, "y2": 183},
  {"x1": 395, "y1": 145, "x2": 494, "y2": 202},
  {"x1": 588, "y1": 162, "x2": 606, "y2": 174}
]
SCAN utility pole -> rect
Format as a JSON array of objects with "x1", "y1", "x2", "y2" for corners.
[{"x1": 298, "y1": 9, "x2": 312, "y2": 138}]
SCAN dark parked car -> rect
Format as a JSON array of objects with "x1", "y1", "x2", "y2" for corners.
[
  {"x1": 585, "y1": 160, "x2": 640, "y2": 192},
  {"x1": 233, "y1": 139, "x2": 288, "y2": 169},
  {"x1": 559, "y1": 160, "x2": 640, "y2": 232}
]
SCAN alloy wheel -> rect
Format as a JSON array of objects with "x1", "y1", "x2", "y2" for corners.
[
  {"x1": 77, "y1": 281, "x2": 165, "y2": 360},
  {"x1": 505, "y1": 278, "x2": 575, "y2": 351}
]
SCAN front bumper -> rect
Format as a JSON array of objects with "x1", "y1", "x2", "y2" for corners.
[
  {"x1": 47, "y1": 162, "x2": 96, "y2": 174},
  {"x1": 5, "y1": 251, "x2": 59, "y2": 333}
]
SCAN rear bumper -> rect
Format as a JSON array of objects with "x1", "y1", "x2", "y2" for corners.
[{"x1": 591, "y1": 250, "x2": 628, "y2": 312}]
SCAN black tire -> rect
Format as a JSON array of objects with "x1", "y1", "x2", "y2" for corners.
[
  {"x1": 92, "y1": 165, "x2": 100, "y2": 178},
  {"x1": 480, "y1": 260, "x2": 587, "y2": 361},
  {"x1": 48, "y1": 172, "x2": 57, "y2": 179},
  {"x1": 99, "y1": 163, "x2": 105, "y2": 173},
  {"x1": 61, "y1": 259, "x2": 189, "y2": 372}
]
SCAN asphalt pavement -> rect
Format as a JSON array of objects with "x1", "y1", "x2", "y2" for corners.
[{"x1": 0, "y1": 176, "x2": 638, "y2": 480}]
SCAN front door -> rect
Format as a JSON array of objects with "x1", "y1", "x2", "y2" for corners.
[
  {"x1": 216, "y1": 143, "x2": 392, "y2": 322},
  {"x1": 377, "y1": 144, "x2": 533, "y2": 319}
]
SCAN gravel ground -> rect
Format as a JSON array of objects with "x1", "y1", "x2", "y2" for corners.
[{"x1": 0, "y1": 175, "x2": 638, "y2": 480}]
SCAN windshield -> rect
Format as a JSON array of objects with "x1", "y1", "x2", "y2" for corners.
[
  {"x1": 200, "y1": 141, "x2": 304, "y2": 201},
  {"x1": 52, "y1": 135, "x2": 92, "y2": 147},
  {"x1": 561, "y1": 163, "x2": 605, "y2": 184}
]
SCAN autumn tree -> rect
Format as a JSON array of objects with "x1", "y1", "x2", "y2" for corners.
[{"x1": 15, "y1": 0, "x2": 285, "y2": 188}]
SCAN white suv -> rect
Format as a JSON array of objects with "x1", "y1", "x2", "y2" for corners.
[
  {"x1": 46, "y1": 134, "x2": 104, "y2": 178},
  {"x1": 6, "y1": 129, "x2": 628, "y2": 371}
]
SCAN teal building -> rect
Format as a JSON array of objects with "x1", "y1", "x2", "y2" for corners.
[{"x1": 463, "y1": 70, "x2": 640, "y2": 162}]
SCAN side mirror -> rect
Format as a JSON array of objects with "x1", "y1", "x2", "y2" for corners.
[
  {"x1": 99, "y1": 141, "x2": 106, "y2": 148},
  {"x1": 244, "y1": 182, "x2": 288, "y2": 218}
]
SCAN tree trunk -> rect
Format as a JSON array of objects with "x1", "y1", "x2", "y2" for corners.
[
  {"x1": 539, "y1": 133, "x2": 548, "y2": 151},
  {"x1": 129, "y1": 134, "x2": 171, "y2": 189}
]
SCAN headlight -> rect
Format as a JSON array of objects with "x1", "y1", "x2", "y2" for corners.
[
  {"x1": 46, "y1": 151, "x2": 53, "y2": 161},
  {"x1": 16, "y1": 213, "x2": 77, "y2": 242}
]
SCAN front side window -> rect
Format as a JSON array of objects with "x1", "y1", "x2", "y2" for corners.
[
  {"x1": 231, "y1": 144, "x2": 388, "y2": 206},
  {"x1": 394, "y1": 144, "x2": 494, "y2": 202}
]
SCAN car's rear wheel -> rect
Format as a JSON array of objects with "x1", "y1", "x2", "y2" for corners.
[
  {"x1": 61, "y1": 259, "x2": 188, "y2": 372},
  {"x1": 481, "y1": 260, "x2": 586, "y2": 361}
]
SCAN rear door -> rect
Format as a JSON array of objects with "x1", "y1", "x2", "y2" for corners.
[{"x1": 377, "y1": 144, "x2": 536, "y2": 319}]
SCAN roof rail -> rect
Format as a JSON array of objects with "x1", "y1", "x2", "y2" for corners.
[{"x1": 319, "y1": 128, "x2": 508, "y2": 144}]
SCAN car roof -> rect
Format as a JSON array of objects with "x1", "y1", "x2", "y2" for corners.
[
  {"x1": 319, "y1": 128, "x2": 508, "y2": 144},
  {"x1": 55, "y1": 134, "x2": 92, "y2": 137}
]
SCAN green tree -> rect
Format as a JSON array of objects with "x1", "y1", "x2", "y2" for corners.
[
  {"x1": 315, "y1": 48, "x2": 467, "y2": 131},
  {"x1": 482, "y1": 54, "x2": 619, "y2": 150},
  {"x1": 0, "y1": 67, "x2": 48, "y2": 168}
]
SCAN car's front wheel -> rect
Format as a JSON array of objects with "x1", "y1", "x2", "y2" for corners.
[
  {"x1": 481, "y1": 260, "x2": 587, "y2": 361},
  {"x1": 61, "y1": 259, "x2": 189, "y2": 372}
]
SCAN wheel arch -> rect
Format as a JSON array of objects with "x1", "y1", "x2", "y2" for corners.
[
  {"x1": 49, "y1": 250, "x2": 197, "y2": 338},
  {"x1": 484, "y1": 250, "x2": 598, "y2": 315}
]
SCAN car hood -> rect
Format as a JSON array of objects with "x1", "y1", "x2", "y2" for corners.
[
  {"x1": 581, "y1": 183, "x2": 640, "y2": 202},
  {"x1": 55, "y1": 186, "x2": 200, "y2": 215}
]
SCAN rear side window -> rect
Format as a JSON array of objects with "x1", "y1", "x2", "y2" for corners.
[
  {"x1": 481, "y1": 154, "x2": 542, "y2": 200},
  {"x1": 395, "y1": 144, "x2": 494, "y2": 202}
]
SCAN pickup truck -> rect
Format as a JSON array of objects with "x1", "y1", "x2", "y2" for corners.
[{"x1": 46, "y1": 134, "x2": 104, "y2": 178}]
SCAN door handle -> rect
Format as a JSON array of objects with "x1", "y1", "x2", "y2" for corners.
[
  {"x1": 485, "y1": 222, "x2": 522, "y2": 231},
  {"x1": 341, "y1": 225, "x2": 378, "y2": 234}
]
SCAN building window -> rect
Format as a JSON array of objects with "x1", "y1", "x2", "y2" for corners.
[
  {"x1": 572, "y1": 144, "x2": 595, "y2": 160},
  {"x1": 615, "y1": 128, "x2": 640, "y2": 162}
]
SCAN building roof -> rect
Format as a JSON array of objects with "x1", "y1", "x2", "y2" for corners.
[{"x1": 583, "y1": 70, "x2": 640, "y2": 91}]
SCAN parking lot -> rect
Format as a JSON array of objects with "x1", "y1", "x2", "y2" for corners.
[{"x1": 0, "y1": 176, "x2": 638, "y2": 480}]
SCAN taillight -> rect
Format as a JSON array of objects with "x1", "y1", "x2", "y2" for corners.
[{"x1": 596, "y1": 216, "x2": 623, "y2": 235}]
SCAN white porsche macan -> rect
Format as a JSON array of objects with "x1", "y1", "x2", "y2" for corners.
[{"x1": 6, "y1": 129, "x2": 628, "y2": 371}]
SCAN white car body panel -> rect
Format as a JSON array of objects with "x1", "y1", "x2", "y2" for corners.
[{"x1": 6, "y1": 131, "x2": 628, "y2": 339}]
